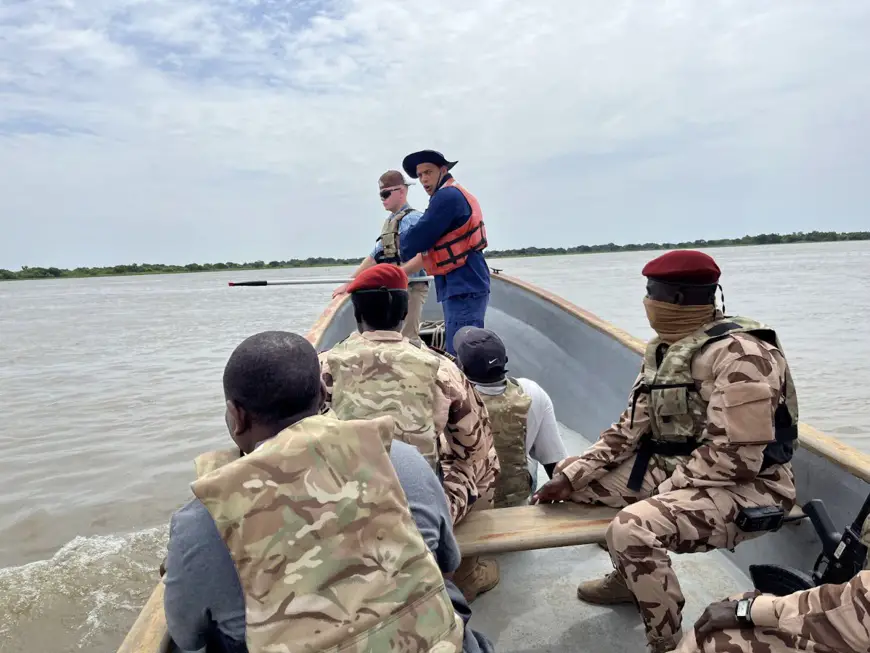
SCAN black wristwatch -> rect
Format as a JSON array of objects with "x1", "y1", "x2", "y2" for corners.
[{"x1": 735, "y1": 598, "x2": 754, "y2": 627}]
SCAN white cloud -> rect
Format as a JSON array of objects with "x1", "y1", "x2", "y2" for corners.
[{"x1": 0, "y1": 0, "x2": 868, "y2": 268}]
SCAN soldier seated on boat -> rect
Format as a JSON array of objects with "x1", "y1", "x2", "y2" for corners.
[
  {"x1": 674, "y1": 570, "x2": 870, "y2": 652},
  {"x1": 332, "y1": 169, "x2": 430, "y2": 346},
  {"x1": 453, "y1": 326, "x2": 569, "y2": 507},
  {"x1": 533, "y1": 250, "x2": 800, "y2": 653},
  {"x1": 162, "y1": 330, "x2": 494, "y2": 653},
  {"x1": 318, "y1": 263, "x2": 502, "y2": 603}
]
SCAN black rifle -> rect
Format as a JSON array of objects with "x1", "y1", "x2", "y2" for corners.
[{"x1": 750, "y1": 490, "x2": 870, "y2": 596}]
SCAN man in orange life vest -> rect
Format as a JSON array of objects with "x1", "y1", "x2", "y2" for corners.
[{"x1": 399, "y1": 150, "x2": 490, "y2": 355}]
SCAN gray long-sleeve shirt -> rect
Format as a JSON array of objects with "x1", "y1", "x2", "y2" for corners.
[{"x1": 163, "y1": 440, "x2": 463, "y2": 652}]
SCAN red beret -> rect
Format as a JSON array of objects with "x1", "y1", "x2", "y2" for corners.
[
  {"x1": 346, "y1": 263, "x2": 408, "y2": 293},
  {"x1": 642, "y1": 250, "x2": 721, "y2": 285}
]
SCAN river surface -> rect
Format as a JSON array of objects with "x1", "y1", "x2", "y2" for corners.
[{"x1": 1, "y1": 241, "x2": 868, "y2": 652}]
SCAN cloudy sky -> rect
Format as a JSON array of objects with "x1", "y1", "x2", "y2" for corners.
[{"x1": 1, "y1": 1, "x2": 868, "y2": 269}]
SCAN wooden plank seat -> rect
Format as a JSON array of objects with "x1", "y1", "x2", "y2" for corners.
[{"x1": 454, "y1": 503, "x2": 806, "y2": 557}]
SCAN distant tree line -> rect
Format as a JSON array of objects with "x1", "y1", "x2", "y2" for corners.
[
  {"x1": 2, "y1": 230, "x2": 868, "y2": 281},
  {"x1": 484, "y1": 230, "x2": 870, "y2": 259}
]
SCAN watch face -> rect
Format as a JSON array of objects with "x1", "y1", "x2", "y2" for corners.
[{"x1": 736, "y1": 601, "x2": 749, "y2": 618}]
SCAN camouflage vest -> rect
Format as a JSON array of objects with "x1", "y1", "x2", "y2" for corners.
[
  {"x1": 327, "y1": 335, "x2": 442, "y2": 470},
  {"x1": 643, "y1": 316, "x2": 799, "y2": 465},
  {"x1": 376, "y1": 207, "x2": 415, "y2": 264},
  {"x1": 191, "y1": 414, "x2": 463, "y2": 653},
  {"x1": 479, "y1": 379, "x2": 532, "y2": 508},
  {"x1": 193, "y1": 447, "x2": 241, "y2": 478}
]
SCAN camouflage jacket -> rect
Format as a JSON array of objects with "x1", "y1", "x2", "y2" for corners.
[
  {"x1": 749, "y1": 570, "x2": 870, "y2": 652},
  {"x1": 559, "y1": 332, "x2": 796, "y2": 500},
  {"x1": 191, "y1": 414, "x2": 464, "y2": 653},
  {"x1": 320, "y1": 330, "x2": 498, "y2": 524}
]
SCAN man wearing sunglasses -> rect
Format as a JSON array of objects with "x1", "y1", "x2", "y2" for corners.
[{"x1": 334, "y1": 170, "x2": 429, "y2": 345}]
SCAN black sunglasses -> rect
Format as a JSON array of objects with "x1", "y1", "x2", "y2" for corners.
[{"x1": 380, "y1": 187, "x2": 402, "y2": 200}]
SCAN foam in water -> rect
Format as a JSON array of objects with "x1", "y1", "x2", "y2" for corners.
[{"x1": 0, "y1": 526, "x2": 168, "y2": 653}]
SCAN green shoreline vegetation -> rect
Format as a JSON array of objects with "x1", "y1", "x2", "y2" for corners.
[{"x1": 2, "y1": 230, "x2": 868, "y2": 281}]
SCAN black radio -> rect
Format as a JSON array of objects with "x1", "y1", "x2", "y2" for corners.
[{"x1": 736, "y1": 505, "x2": 786, "y2": 532}]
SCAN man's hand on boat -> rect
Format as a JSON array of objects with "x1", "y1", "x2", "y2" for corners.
[
  {"x1": 531, "y1": 472, "x2": 573, "y2": 504},
  {"x1": 332, "y1": 283, "x2": 350, "y2": 298}
]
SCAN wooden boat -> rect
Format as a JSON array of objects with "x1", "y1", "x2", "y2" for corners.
[{"x1": 118, "y1": 271, "x2": 870, "y2": 653}]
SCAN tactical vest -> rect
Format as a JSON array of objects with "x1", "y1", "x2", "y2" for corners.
[
  {"x1": 193, "y1": 447, "x2": 241, "y2": 478},
  {"x1": 326, "y1": 335, "x2": 443, "y2": 471},
  {"x1": 627, "y1": 317, "x2": 800, "y2": 491},
  {"x1": 191, "y1": 414, "x2": 463, "y2": 653},
  {"x1": 375, "y1": 207, "x2": 415, "y2": 264},
  {"x1": 479, "y1": 379, "x2": 532, "y2": 508}
]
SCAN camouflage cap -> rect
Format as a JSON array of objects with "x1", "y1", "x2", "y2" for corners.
[{"x1": 378, "y1": 170, "x2": 414, "y2": 189}]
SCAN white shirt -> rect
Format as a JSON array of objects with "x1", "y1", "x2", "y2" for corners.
[{"x1": 474, "y1": 378, "x2": 568, "y2": 484}]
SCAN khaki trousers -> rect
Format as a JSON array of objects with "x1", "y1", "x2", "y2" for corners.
[
  {"x1": 402, "y1": 282, "x2": 429, "y2": 345},
  {"x1": 571, "y1": 454, "x2": 793, "y2": 647}
]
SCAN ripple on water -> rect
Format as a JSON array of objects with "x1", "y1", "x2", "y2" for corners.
[{"x1": 0, "y1": 527, "x2": 167, "y2": 653}]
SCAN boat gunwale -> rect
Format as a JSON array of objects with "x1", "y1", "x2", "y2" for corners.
[{"x1": 116, "y1": 271, "x2": 869, "y2": 653}]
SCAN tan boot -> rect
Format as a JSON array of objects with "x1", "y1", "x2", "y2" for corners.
[
  {"x1": 576, "y1": 570, "x2": 634, "y2": 604},
  {"x1": 647, "y1": 633, "x2": 680, "y2": 653},
  {"x1": 453, "y1": 557, "x2": 500, "y2": 603}
]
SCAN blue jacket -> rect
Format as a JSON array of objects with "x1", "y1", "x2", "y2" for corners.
[{"x1": 400, "y1": 174, "x2": 490, "y2": 302}]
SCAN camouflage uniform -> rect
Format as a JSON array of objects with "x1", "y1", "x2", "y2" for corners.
[
  {"x1": 320, "y1": 330, "x2": 499, "y2": 525},
  {"x1": 674, "y1": 572, "x2": 870, "y2": 652},
  {"x1": 560, "y1": 327, "x2": 798, "y2": 649},
  {"x1": 191, "y1": 413, "x2": 465, "y2": 653}
]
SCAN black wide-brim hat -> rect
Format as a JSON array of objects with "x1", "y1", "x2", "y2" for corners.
[{"x1": 402, "y1": 150, "x2": 458, "y2": 179}]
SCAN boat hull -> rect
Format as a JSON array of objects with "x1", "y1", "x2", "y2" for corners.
[{"x1": 120, "y1": 271, "x2": 870, "y2": 653}]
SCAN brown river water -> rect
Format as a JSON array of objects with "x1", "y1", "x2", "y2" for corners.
[{"x1": 1, "y1": 241, "x2": 868, "y2": 652}]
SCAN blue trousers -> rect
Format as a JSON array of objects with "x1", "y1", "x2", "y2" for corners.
[{"x1": 442, "y1": 292, "x2": 489, "y2": 355}]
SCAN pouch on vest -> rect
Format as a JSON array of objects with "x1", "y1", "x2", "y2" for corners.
[
  {"x1": 650, "y1": 386, "x2": 690, "y2": 418},
  {"x1": 721, "y1": 382, "x2": 776, "y2": 445}
]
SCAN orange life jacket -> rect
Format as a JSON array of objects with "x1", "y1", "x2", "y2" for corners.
[{"x1": 422, "y1": 179, "x2": 487, "y2": 276}]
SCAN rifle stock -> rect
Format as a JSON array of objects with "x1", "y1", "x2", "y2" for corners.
[
  {"x1": 753, "y1": 495, "x2": 869, "y2": 594},
  {"x1": 802, "y1": 499, "x2": 842, "y2": 556}
]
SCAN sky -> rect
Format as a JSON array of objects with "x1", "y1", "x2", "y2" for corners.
[{"x1": 1, "y1": 0, "x2": 868, "y2": 270}]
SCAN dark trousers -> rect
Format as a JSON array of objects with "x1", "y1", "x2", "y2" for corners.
[{"x1": 443, "y1": 292, "x2": 489, "y2": 354}]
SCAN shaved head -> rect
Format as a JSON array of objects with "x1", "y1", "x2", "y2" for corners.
[{"x1": 223, "y1": 331, "x2": 321, "y2": 424}]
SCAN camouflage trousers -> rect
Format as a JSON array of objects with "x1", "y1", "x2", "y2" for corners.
[
  {"x1": 570, "y1": 455, "x2": 792, "y2": 646},
  {"x1": 472, "y1": 450, "x2": 498, "y2": 514},
  {"x1": 674, "y1": 593, "x2": 836, "y2": 653},
  {"x1": 449, "y1": 446, "x2": 498, "y2": 526}
]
